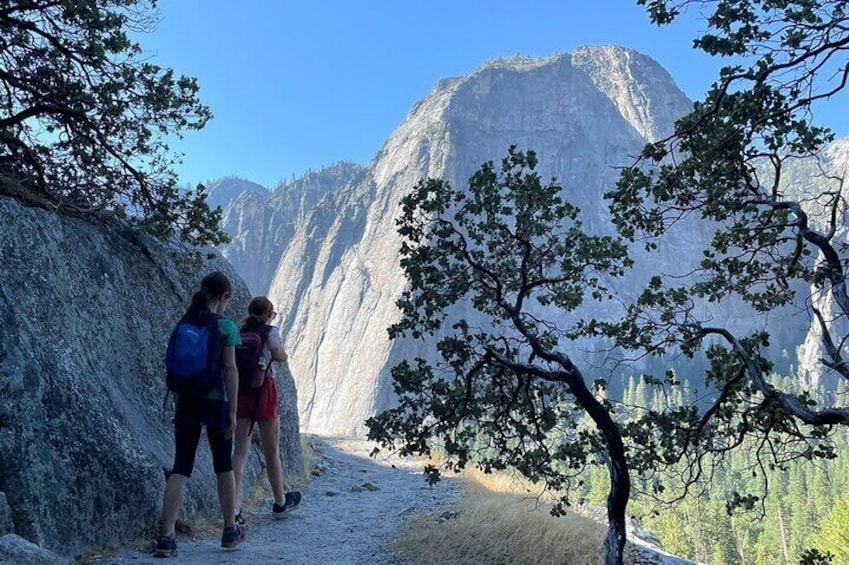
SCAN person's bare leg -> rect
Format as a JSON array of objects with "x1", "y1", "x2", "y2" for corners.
[
  {"x1": 232, "y1": 418, "x2": 253, "y2": 512},
  {"x1": 258, "y1": 417, "x2": 285, "y2": 504},
  {"x1": 160, "y1": 473, "x2": 189, "y2": 536},
  {"x1": 216, "y1": 470, "x2": 237, "y2": 528}
]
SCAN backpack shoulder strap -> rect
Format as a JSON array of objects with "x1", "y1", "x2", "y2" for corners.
[{"x1": 207, "y1": 313, "x2": 226, "y2": 342}]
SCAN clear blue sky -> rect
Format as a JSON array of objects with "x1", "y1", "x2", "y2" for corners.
[{"x1": 144, "y1": 0, "x2": 848, "y2": 189}]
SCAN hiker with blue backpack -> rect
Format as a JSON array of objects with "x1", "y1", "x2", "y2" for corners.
[
  {"x1": 155, "y1": 271, "x2": 246, "y2": 557},
  {"x1": 233, "y1": 296, "x2": 302, "y2": 524}
]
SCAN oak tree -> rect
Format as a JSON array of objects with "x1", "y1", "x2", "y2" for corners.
[
  {"x1": 0, "y1": 0, "x2": 224, "y2": 246},
  {"x1": 367, "y1": 148, "x2": 637, "y2": 563},
  {"x1": 370, "y1": 1, "x2": 849, "y2": 564}
]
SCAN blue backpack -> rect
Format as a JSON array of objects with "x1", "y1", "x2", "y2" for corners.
[{"x1": 165, "y1": 314, "x2": 222, "y2": 397}]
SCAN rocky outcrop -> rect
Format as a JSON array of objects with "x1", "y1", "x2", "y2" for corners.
[
  {"x1": 0, "y1": 195, "x2": 302, "y2": 559},
  {"x1": 571, "y1": 45, "x2": 690, "y2": 142},
  {"x1": 0, "y1": 534, "x2": 66, "y2": 565}
]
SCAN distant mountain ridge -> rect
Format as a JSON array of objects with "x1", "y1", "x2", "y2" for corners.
[
  {"x1": 205, "y1": 176, "x2": 269, "y2": 210},
  {"x1": 207, "y1": 162, "x2": 363, "y2": 293}
]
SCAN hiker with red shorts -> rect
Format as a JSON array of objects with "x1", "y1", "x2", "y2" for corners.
[{"x1": 233, "y1": 296, "x2": 302, "y2": 524}]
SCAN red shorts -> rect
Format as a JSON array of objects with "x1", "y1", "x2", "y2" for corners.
[{"x1": 237, "y1": 376, "x2": 278, "y2": 421}]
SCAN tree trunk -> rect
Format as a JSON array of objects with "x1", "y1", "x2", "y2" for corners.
[
  {"x1": 777, "y1": 505, "x2": 790, "y2": 563},
  {"x1": 570, "y1": 382, "x2": 630, "y2": 564},
  {"x1": 602, "y1": 430, "x2": 630, "y2": 565},
  {"x1": 734, "y1": 526, "x2": 747, "y2": 565},
  {"x1": 522, "y1": 348, "x2": 630, "y2": 563}
]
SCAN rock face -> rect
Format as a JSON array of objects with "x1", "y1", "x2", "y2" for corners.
[
  {"x1": 796, "y1": 138, "x2": 849, "y2": 391},
  {"x1": 208, "y1": 163, "x2": 364, "y2": 294},
  {"x1": 0, "y1": 495, "x2": 12, "y2": 537},
  {"x1": 264, "y1": 46, "x2": 706, "y2": 437},
  {"x1": 204, "y1": 176, "x2": 269, "y2": 211},
  {"x1": 0, "y1": 534, "x2": 66, "y2": 565},
  {"x1": 222, "y1": 45, "x2": 824, "y2": 437},
  {"x1": 0, "y1": 196, "x2": 302, "y2": 558}
]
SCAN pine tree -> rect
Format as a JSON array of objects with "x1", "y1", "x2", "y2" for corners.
[{"x1": 811, "y1": 491, "x2": 849, "y2": 561}]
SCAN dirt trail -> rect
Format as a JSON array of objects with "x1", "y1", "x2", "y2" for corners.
[{"x1": 106, "y1": 437, "x2": 459, "y2": 565}]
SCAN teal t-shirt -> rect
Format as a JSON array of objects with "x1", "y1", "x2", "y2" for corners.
[{"x1": 208, "y1": 317, "x2": 241, "y2": 402}]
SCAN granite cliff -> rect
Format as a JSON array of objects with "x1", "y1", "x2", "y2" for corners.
[
  {"x1": 218, "y1": 46, "x2": 837, "y2": 436},
  {"x1": 208, "y1": 163, "x2": 363, "y2": 295},
  {"x1": 269, "y1": 45, "x2": 712, "y2": 436},
  {"x1": 796, "y1": 137, "x2": 849, "y2": 391}
]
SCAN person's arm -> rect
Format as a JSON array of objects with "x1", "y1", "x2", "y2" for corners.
[
  {"x1": 267, "y1": 328, "x2": 288, "y2": 362},
  {"x1": 221, "y1": 345, "x2": 238, "y2": 439}
]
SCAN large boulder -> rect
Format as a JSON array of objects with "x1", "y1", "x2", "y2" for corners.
[
  {"x1": 0, "y1": 534, "x2": 66, "y2": 565},
  {"x1": 0, "y1": 195, "x2": 301, "y2": 559}
]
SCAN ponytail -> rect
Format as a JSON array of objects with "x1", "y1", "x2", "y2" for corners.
[
  {"x1": 184, "y1": 289, "x2": 210, "y2": 325},
  {"x1": 183, "y1": 271, "x2": 232, "y2": 325},
  {"x1": 238, "y1": 314, "x2": 264, "y2": 332}
]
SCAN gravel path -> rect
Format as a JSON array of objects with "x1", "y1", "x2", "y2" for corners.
[{"x1": 106, "y1": 437, "x2": 459, "y2": 565}]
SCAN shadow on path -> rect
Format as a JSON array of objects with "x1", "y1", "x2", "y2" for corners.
[{"x1": 105, "y1": 436, "x2": 460, "y2": 565}]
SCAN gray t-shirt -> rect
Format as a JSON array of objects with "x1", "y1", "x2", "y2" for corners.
[{"x1": 259, "y1": 326, "x2": 281, "y2": 370}]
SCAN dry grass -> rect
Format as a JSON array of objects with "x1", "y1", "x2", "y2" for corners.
[
  {"x1": 458, "y1": 465, "x2": 559, "y2": 502},
  {"x1": 392, "y1": 465, "x2": 628, "y2": 565},
  {"x1": 392, "y1": 489, "x2": 608, "y2": 565}
]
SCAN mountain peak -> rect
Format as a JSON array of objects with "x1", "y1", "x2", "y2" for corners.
[
  {"x1": 571, "y1": 45, "x2": 691, "y2": 140},
  {"x1": 411, "y1": 46, "x2": 691, "y2": 148},
  {"x1": 205, "y1": 176, "x2": 269, "y2": 209}
]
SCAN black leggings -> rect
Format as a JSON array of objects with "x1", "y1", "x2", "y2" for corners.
[{"x1": 171, "y1": 398, "x2": 233, "y2": 477}]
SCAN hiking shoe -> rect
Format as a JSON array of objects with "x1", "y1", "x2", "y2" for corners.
[
  {"x1": 235, "y1": 511, "x2": 246, "y2": 526},
  {"x1": 272, "y1": 491, "x2": 302, "y2": 519},
  {"x1": 153, "y1": 534, "x2": 177, "y2": 558},
  {"x1": 221, "y1": 524, "x2": 245, "y2": 550}
]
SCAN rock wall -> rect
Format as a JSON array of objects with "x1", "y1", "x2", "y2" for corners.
[
  {"x1": 266, "y1": 46, "x2": 706, "y2": 436},
  {"x1": 222, "y1": 46, "x2": 823, "y2": 437},
  {"x1": 0, "y1": 195, "x2": 302, "y2": 559},
  {"x1": 797, "y1": 138, "x2": 849, "y2": 391}
]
